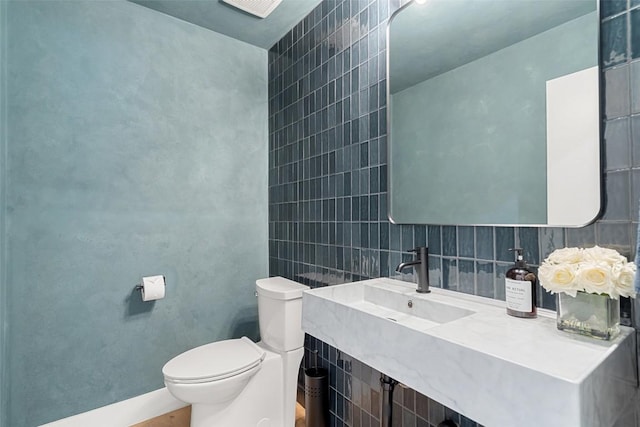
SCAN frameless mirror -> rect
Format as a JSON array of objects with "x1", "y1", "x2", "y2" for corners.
[{"x1": 388, "y1": 0, "x2": 600, "y2": 226}]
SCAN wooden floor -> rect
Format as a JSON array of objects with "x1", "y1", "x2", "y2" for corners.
[
  {"x1": 295, "y1": 402, "x2": 306, "y2": 427},
  {"x1": 129, "y1": 403, "x2": 306, "y2": 427},
  {"x1": 130, "y1": 407, "x2": 191, "y2": 427}
]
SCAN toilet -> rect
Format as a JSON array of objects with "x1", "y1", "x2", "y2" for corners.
[{"x1": 162, "y1": 277, "x2": 309, "y2": 427}]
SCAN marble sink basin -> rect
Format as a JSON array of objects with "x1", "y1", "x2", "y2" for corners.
[
  {"x1": 321, "y1": 279, "x2": 474, "y2": 329},
  {"x1": 302, "y1": 278, "x2": 637, "y2": 427}
]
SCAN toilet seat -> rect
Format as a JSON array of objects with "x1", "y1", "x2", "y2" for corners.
[{"x1": 163, "y1": 337, "x2": 266, "y2": 384}]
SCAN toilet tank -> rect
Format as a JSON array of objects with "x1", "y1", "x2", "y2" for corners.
[{"x1": 256, "y1": 277, "x2": 309, "y2": 352}]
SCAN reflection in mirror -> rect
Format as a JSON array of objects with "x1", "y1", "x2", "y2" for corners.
[{"x1": 388, "y1": 0, "x2": 600, "y2": 226}]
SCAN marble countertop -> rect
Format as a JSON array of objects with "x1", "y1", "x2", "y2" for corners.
[{"x1": 302, "y1": 278, "x2": 638, "y2": 427}]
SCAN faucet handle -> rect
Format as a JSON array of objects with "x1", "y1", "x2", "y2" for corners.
[{"x1": 408, "y1": 246, "x2": 428, "y2": 258}]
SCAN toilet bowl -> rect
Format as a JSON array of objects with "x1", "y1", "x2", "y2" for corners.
[
  {"x1": 163, "y1": 337, "x2": 265, "y2": 407},
  {"x1": 162, "y1": 277, "x2": 309, "y2": 427}
]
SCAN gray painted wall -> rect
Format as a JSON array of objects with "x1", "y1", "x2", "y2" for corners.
[
  {"x1": 5, "y1": 1, "x2": 268, "y2": 426},
  {"x1": 0, "y1": 1, "x2": 7, "y2": 426}
]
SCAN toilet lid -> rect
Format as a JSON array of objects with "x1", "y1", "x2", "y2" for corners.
[{"x1": 163, "y1": 337, "x2": 266, "y2": 383}]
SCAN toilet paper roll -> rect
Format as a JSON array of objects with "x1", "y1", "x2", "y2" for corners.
[{"x1": 141, "y1": 275, "x2": 165, "y2": 301}]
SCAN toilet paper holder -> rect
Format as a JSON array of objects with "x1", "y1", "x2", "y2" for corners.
[
  {"x1": 134, "y1": 275, "x2": 167, "y2": 302},
  {"x1": 134, "y1": 276, "x2": 166, "y2": 292}
]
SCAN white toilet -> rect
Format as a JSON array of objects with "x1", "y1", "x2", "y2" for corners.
[{"x1": 162, "y1": 277, "x2": 309, "y2": 427}]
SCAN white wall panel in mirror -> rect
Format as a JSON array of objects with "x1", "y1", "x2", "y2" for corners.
[{"x1": 388, "y1": 0, "x2": 601, "y2": 226}]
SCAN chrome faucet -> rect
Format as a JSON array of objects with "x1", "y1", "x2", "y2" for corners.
[{"x1": 396, "y1": 246, "x2": 430, "y2": 293}]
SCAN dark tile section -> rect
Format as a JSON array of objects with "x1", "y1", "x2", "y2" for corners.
[
  {"x1": 518, "y1": 228, "x2": 540, "y2": 265},
  {"x1": 442, "y1": 258, "x2": 458, "y2": 291},
  {"x1": 602, "y1": 171, "x2": 631, "y2": 221},
  {"x1": 476, "y1": 261, "x2": 495, "y2": 298},
  {"x1": 632, "y1": 61, "x2": 640, "y2": 114},
  {"x1": 475, "y1": 227, "x2": 494, "y2": 260},
  {"x1": 604, "y1": 65, "x2": 630, "y2": 119},
  {"x1": 269, "y1": 0, "x2": 639, "y2": 425},
  {"x1": 539, "y1": 227, "x2": 566, "y2": 260},
  {"x1": 458, "y1": 259, "x2": 476, "y2": 294},
  {"x1": 633, "y1": 9, "x2": 640, "y2": 58},
  {"x1": 495, "y1": 227, "x2": 515, "y2": 262},
  {"x1": 540, "y1": 283, "x2": 557, "y2": 311},
  {"x1": 442, "y1": 226, "x2": 457, "y2": 257},
  {"x1": 604, "y1": 117, "x2": 631, "y2": 170},
  {"x1": 566, "y1": 223, "x2": 597, "y2": 247},
  {"x1": 601, "y1": 13, "x2": 627, "y2": 67},
  {"x1": 390, "y1": 372, "x2": 483, "y2": 427},
  {"x1": 633, "y1": 170, "x2": 640, "y2": 220},
  {"x1": 602, "y1": 0, "x2": 627, "y2": 18},
  {"x1": 458, "y1": 226, "x2": 475, "y2": 258},
  {"x1": 428, "y1": 225, "x2": 442, "y2": 255}
]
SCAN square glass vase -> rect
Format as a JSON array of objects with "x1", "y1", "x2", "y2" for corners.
[{"x1": 556, "y1": 291, "x2": 620, "y2": 340}]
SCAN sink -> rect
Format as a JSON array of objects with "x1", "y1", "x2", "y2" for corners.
[
  {"x1": 302, "y1": 278, "x2": 637, "y2": 427},
  {"x1": 327, "y1": 280, "x2": 474, "y2": 329}
]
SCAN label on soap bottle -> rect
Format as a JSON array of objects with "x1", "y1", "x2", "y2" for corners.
[{"x1": 505, "y1": 278, "x2": 533, "y2": 312}]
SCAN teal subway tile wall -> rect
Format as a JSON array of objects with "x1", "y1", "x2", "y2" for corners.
[
  {"x1": 268, "y1": 0, "x2": 640, "y2": 425},
  {"x1": 4, "y1": 1, "x2": 268, "y2": 426}
]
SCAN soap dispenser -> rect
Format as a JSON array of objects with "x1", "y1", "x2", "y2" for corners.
[{"x1": 505, "y1": 248, "x2": 537, "y2": 318}]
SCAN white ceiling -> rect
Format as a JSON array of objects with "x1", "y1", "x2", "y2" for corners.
[{"x1": 131, "y1": 0, "x2": 321, "y2": 49}]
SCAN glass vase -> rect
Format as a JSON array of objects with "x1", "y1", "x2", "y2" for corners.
[{"x1": 556, "y1": 291, "x2": 620, "y2": 340}]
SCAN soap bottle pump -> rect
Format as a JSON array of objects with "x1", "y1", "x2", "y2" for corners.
[{"x1": 505, "y1": 248, "x2": 537, "y2": 318}]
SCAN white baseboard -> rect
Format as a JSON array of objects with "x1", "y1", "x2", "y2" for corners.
[{"x1": 39, "y1": 388, "x2": 187, "y2": 427}]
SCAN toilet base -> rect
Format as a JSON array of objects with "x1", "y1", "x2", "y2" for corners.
[{"x1": 189, "y1": 345, "x2": 303, "y2": 427}]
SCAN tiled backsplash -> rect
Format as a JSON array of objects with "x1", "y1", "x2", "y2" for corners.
[{"x1": 269, "y1": 0, "x2": 640, "y2": 425}]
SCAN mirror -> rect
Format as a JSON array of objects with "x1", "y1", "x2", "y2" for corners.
[{"x1": 388, "y1": 0, "x2": 600, "y2": 226}]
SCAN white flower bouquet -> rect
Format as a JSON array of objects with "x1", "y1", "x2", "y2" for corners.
[{"x1": 538, "y1": 246, "x2": 636, "y2": 299}]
